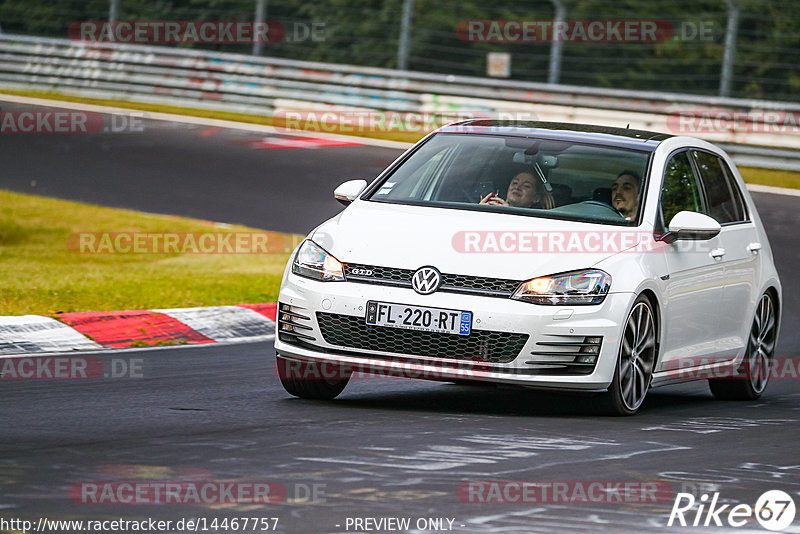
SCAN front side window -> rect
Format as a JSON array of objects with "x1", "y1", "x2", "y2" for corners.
[
  {"x1": 367, "y1": 133, "x2": 651, "y2": 226},
  {"x1": 692, "y1": 150, "x2": 746, "y2": 224},
  {"x1": 660, "y1": 151, "x2": 702, "y2": 230}
]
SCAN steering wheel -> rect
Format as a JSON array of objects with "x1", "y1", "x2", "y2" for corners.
[{"x1": 579, "y1": 200, "x2": 626, "y2": 218}]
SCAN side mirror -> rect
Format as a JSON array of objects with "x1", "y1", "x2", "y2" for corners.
[
  {"x1": 333, "y1": 180, "x2": 368, "y2": 206},
  {"x1": 660, "y1": 211, "x2": 721, "y2": 244}
]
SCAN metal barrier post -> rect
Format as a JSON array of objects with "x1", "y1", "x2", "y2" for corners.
[
  {"x1": 397, "y1": 0, "x2": 415, "y2": 71},
  {"x1": 720, "y1": 0, "x2": 739, "y2": 97},
  {"x1": 109, "y1": 0, "x2": 120, "y2": 24},
  {"x1": 108, "y1": 0, "x2": 120, "y2": 42},
  {"x1": 548, "y1": 0, "x2": 566, "y2": 84},
  {"x1": 253, "y1": 0, "x2": 268, "y2": 56}
]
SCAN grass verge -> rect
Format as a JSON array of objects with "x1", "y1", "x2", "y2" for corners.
[
  {"x1": 738, "y1": 166, "x2": 800, "y2": 190},
  {"x1": 0, "y1": 189, "x2": 302, "y2": 316}
]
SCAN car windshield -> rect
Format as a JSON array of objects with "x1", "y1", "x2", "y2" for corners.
[{"x1": 366, "y1": 133, "x2": 651, "y2": 226}]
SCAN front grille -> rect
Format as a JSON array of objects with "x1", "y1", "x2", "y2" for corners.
[
  {"x1": 344, "y1": 263, "x2": 522, "y2": 298},
  {"x1": 346, "y1": 264, "x2": 414, "y2": 284},
  {"x1": 316, "y1": 312, "x2": 528, "y2": 364},
  {"x1": 441, "y1": 273, "x2": 521, "y2": 294}
]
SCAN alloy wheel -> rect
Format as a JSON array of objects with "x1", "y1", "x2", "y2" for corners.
[
  {"x1": 747, "y1": 293, "x2": 776, "y2": 394},
  {"x1": 618, "y1": 301, "x2": 657, "y2": 412}
]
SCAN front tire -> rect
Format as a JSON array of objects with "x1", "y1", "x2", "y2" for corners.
[
  {"x1": 276, "y1": 355, "x2": 351, "y2": 400},
  {"x1": 709, "y1": 292, "x2": 776, "y2": 400},
  {"x1": 600, "y1": 295, "x2": 657, "y2": 416}
]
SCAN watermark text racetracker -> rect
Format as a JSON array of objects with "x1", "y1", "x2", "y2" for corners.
[
  {"x1": 68, "y1": 481, "x2": 324, "y2": 504},
  {"x1": 452, "y1": 230, "x2": 673, "y2": 254},
  {"x1": 276, "y1": 357, "x2": 501, "y2": 382},
  {"x1": 69, "y1": 21, "x2": 326, "y2": 44},
  {"x1": 458, "y1": 480, "x2": 674, "y2": 504},
  {"x1": 0, "y1": 109, "x2": 145, "y2": 134},
  {"x1": 70, "y1": 232, "x2": 297, "y2": 254},
  {"x1": 278, "y1": 354, "x2": 800, "y2": 383},
  {"x1": 274, "y1": 110, "x2": 539, "y2": 135},
  {"x1": 667, "y1": 109, "x2": 800, "y2": 135},
  {"x1": 1, "y1": 357, "x2": 143, "y2": 380},
  {"x1": 663, "y1": 356, "x2": 800, "y2": 381},
  {"x1": 457, "y1": 19, "x2": 715, "y2": 42}
]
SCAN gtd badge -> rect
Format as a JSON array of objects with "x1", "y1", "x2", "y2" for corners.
[{"x1": 411, "y1": 266, "x2": 442, "y2": 295}]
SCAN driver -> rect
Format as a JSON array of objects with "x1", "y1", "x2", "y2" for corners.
[
  {"x1": 611, "y1": 170, "x2": 641, "y2": 220},
  {"x1": 479, "y1": 172, "x2": 554, "y2": 209}
]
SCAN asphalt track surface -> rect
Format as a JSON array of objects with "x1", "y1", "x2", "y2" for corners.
[
  {"x1": 2, "y1": 102, "x2": 800, "y2": 533},
  {"x1": 0, "y1": 102, "x2": 399, "y2": 235}
]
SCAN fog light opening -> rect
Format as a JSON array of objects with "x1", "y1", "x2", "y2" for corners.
[{"x1": 576, "y1": 336, "x2": 602, "y2": 363}]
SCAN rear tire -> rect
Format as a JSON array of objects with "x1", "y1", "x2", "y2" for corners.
[
  {"x1": 276, "y1": 355, "x2": 351, "y2": 400},
  {"x1": 600, "y1": 295, "x2": 657, "y2": 416},
  {"x1": 709, "y1": 292, "x2": 776, "y2": 401}
]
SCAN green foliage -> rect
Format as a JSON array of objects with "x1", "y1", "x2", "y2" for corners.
[
  {"x1": 661, "y1": 151, "x2": 702, "y2": 228},
  {"x1": 0, "y1": 0, "x2": 797, "y2": 100}
]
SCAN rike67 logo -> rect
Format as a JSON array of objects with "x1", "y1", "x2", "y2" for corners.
[{"x1": 668, "y1": 490, "x2": 796, "y2": 531}]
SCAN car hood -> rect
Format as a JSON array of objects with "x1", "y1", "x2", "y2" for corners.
[{"x1": 311, "y1": 201, "x2": 644, "y2": 280}]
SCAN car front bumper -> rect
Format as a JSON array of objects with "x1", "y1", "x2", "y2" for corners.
[{"x1": 274, "y1": 272, "x2": 635, "y2": 391}]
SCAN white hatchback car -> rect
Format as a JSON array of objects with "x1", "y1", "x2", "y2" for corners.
[{"x1": 274, "y1": 121, "x2": 781, "y2": 415}]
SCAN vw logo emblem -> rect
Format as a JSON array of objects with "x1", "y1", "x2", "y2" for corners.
[{"x1": 411, "y1": 266, "x2": 441, "y2": 295}]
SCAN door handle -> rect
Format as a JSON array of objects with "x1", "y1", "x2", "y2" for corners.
[
  {"x1": 710, "y1": 248, "x2": 726, "y2": 259},
  {"x1": 747, "y1": 242, "x2": 762, "y2": 254}
]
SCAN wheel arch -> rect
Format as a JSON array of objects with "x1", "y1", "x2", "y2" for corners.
[
  {"x1": 764, "y1": 284, "x2": 781, "y2": 340},
  {"x1": 637, "y1": 288, "x2": 663, "y2": 370}
]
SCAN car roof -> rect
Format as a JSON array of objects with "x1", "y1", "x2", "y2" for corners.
[{"x1": 436, "y1": 120, "x2": 673, "y2": 151}]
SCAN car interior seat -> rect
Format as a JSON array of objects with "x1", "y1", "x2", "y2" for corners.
[
  {"x1": 549, "y1": 183, "x2": 573, "y2": 206},
  {"x1": 593, "y1": 187, "x2": 612, "y2": 205}
]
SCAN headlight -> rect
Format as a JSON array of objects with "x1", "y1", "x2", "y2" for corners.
[
  {"x1": 511, "y1": 269, "x2": 611, "y2": 305},
  {"x1": 292, "y1": 240, "x2": 345, "y2": 281}
]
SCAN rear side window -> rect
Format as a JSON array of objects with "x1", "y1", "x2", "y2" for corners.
[
  {"x1": 719, "y1": 157, "x2": 748, "y2": 222},
  {"x1": 660, "y1": 151, "x2": 702, "y2": 229},
  {"x1": 692, "y1": 150, "x2": 747, "y2": 223}
]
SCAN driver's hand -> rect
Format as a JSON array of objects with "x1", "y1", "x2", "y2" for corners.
[{"x1": 479, "y1": 192, "x2": 509, "y2": 206}]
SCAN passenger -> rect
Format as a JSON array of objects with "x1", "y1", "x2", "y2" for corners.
[
  {"x1": 611, "y1": 170, "x2": 641, "y2": 220},
  {"x1": 479, "y1": 172, "x2": 554, "y2": 209}
]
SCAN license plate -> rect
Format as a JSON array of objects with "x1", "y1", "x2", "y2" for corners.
[{"x1": 365, "y1": 301, "x2": 472, "y2": 336}]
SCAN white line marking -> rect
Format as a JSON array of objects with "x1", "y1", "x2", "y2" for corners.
[{"x1": 746, "y1": 183, "x2": 800, "y2": 197}]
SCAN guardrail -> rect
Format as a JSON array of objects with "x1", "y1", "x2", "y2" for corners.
[{"x1": 0, "y1": 34, "x2": 799, "y2": 171}]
